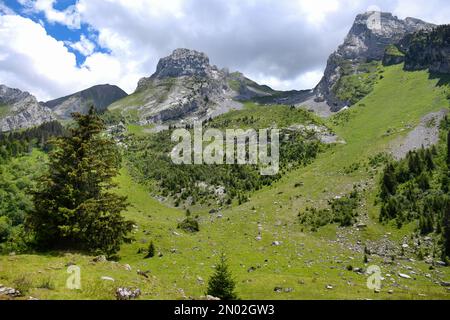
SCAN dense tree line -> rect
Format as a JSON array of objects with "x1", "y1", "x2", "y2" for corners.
[
  {"x1": 379, "y1": 117, "x2": 450, "y2": 259},
  {"x1": 125, "y1": 127, "x2": 321, "y2": 208},
  {"x1": 0, "y1": 121, "x2": 65, "y2": 161}
]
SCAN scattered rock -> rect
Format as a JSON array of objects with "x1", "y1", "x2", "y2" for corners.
[
  {"x1": 116, "y1": 287, "x2": 141, "y2": 300},
  {"x1": 137, "y1": 270, "x2": 150, "y2": 278},
  {"x1": 440, "y1": 281, "x2": 450, "y2": 287},
  {"x1": 101, "y1": 276, "x2": 115, "y2": 282},
  {"x1": 398, "y1": 273, "x2": 412, "y2": 279},
  {"x1": 272, "y1": 241, "x2": 281, "y2": 246},
  {"x1": 93, "y1": 255, "x2": 107, "y2": 263},
  {"x1": 197, "y1": 276, "x2": 204, "y2": 285},
  {"x1": 206, "y1": 295, "x2": 220, "y2": 300},
  {"x1": 124, "y1": 264, "x2": 132, "y2": 271},
  {"x1": 0, "y1": 285, "x2": 21, "y2": 297},
  {"x1": 326, "y1": 285, "x2": 334, "y2": 290},
  {"x1": 274, "y1": 287, "x2": 283, "y2": 293}
]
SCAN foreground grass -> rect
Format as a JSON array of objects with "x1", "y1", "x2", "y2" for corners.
[{"x1": 1, "y1": 65, "x2": 450, "y2": 300}]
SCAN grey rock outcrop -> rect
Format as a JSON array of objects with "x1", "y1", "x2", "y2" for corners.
[
  {"x1": 45, "y1": 84, "x2": 128, "y2": 119},
  {"x1": 314, "y1": 12, "x2": 434, "y2": 111},
  {"x1": 110, "y1": 48, "x2": 245, "y2": 124},
  {"x1": 0, "y1": 85, "x2": 56, "y2": 132}
]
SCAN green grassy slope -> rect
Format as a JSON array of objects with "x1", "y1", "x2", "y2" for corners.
[{"x1": 1, "y1": 64, "x2": 450, "y2": 300}]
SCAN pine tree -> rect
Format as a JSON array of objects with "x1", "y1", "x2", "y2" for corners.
[
  {"x1": 206, "y1": 253, "x2": 238, "y2": 300},
  {"x1": 27, "y1": 107, "x2": 133, "y2": 256},
  {"x1": 145, "y1": 241, "x2": 155, "y2": 258},
  {"x1": 447, "y1": 129, "x2": 450, "y2": 167},
  {"x1": 443, "y1": 199, "x2": 450, "y2": 259},
  {"x1": 380, "y1": 163, "x2": 397, "y2": 201}
]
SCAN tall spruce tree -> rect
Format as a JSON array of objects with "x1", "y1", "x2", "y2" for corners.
[
  {"x1": 27, "y1": 107, "x2": 133, "y2": 255},
  {"x1": 443, "y1": 199, "x2": 450, "y2": 259},
  {"x1": 380, "y1": 163, "x2": 397, "y2": 201},
  {"x1": 447, "y1": 129, "x2": 450, "y2": 167},
  {"x1": 206, "y1": 253, "x2": 238, "y2": 300}
]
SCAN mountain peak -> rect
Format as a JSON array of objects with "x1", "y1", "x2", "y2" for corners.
[
  {"x1": 0, "y1": 84, "x2": 55, "y2": 132},
  {"x1": 44, "y1": 84, "x2": 128, "y2": 119},
  {"x1": 314, "y1": 11, "x2": 435, "y2": 111},
  {"x1": 0, "y1": 84, "x2": 35, "y2": 105},
  {"x1": 152, "y1": 48, "x2": 215, "y2": 80}
]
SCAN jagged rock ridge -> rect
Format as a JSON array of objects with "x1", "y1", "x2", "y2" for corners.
[
  {"x1": 314, "y1": 11, "x2": 435, "y2": 111},
  {"x1": 0, "y1": 85, "x2": 56, "y2": 132},
  {"x1": 110, "y1": 48, "x2": 274, "y2": 124}
]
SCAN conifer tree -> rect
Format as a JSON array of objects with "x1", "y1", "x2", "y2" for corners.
[
  {"x1": 443, "y1": 200, "x2": 450, "y2": 259},
  {"x1": 447, "y1": 129, "x2": 450, "y2": 167},
  {"x1": 380, "y1": 163, "x2": 397, "y2": 201},
  {"x1": 206, "y1": 253, "x2": 238, "y2": 300},
  {"x1": 27, "y1": 107, "x2": 133, "y2": 255}
]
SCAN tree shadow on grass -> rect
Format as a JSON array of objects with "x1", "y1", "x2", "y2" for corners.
[{"x1": 429, "y1": 72, "x2": 450, "y2": 87}]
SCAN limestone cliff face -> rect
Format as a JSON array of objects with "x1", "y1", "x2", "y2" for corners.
[
  {"x1": 110, "y1": 49, "x2": 270, "y2": 124},
  {"x1": 0, "y1": 85, "x2": 56, "y2": 132},
  {"x1": 45, "y1": 84, "x2": 128, "y2": 120},
  {"x1": 315, "y1": 12, "x2": 434, "y2": 110}
]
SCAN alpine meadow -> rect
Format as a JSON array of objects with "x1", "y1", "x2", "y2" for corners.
[{"x1": 0, "y1": 0, "x2": 450, "y2": 306}]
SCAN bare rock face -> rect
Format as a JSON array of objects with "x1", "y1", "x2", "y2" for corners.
[
  {"x1": 45, "y1": 84, "x2": 128, "y2": 120},
  {"x1": 110, "y1": 48, "x2": 244, "y2": 124},
  {"x1": 138, "y1": 48, "x2": 216, "y2": 87},
  {"x1": 315, "y1": 12, "x2": 434, "y2": 111},
  {"x1": 0, "y1": 85, "x2": 56, "y2": 132}
]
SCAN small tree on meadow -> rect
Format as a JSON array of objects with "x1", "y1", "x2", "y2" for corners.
[{"x1": 206, "y1": 253, "x2": 238, "y2": 300}]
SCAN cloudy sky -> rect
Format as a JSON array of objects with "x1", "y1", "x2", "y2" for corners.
[{"x1": 0, "y1": 0, "x2": 449, "y2": 101}]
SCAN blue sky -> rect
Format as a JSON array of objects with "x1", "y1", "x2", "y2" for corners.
[
  {"x1": 0, "y1": 0, "x2": 449, "y2": 101},
  {"x1": 4, "y1": 0, "x2": 106, "y2": 66}
]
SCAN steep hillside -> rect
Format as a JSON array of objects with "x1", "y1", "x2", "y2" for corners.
[
  {"x1": 0, "y1": 85, "x2": 56, "y2": 132},
  {"x1": 44, "y1": 84, "x2": 128, "y2": 120},
  {"x1": 314, "y1": 12, "x2": 434, "y2": 111},
  {"x1": 1, "y1": 64, "x2": 449, "y2": 300}
]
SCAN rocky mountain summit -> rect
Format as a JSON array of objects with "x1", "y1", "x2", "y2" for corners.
[
  {"x1": 0, "y1": 85, "x2": 55, "y2": 132},
  {"x1": 109, "y1": 48, "x2": 273, "y2": 124},
  {"x1": 45, "y1": 84, "x2": 128, "y2": 119},
  {"x1": 314, "y1": 12, "x2": 435, "y2": 110}
]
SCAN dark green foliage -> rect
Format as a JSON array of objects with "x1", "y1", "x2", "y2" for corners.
[
  {"x1": 0, "y1": 152, "x2": 45, "y2": 253},
  {"x1": 447, "y1": 129, "x2": 450, "y2": 167},
  {"x1": 145, "y1": 241, "x2": 155, "y2": 258},
  {"x1": 404, "y1": 25, "x2": 450, "y2": 71},
  {"x1": 178, "y1": 216, "x2": 200, "y2": 233},
  {"x1": 298, "y1": 188, "x2": 361, "y2": 230},
  {"x1": 380, "y1": 163, "x2": 397, "y2": 201},
  {"x1": 443, "y1": 201, "x2": 450, "y2": 258},
  {"x1": 332, "y1": 61, "x2": 381, "y2": 106},
  {"x1": 206, "y1": 253, "x2": 238, "y2": 300},
  {"x1": 378, "y1": 121, "x2": 450, "y2": 257},
  {"x1": 126, "y1": 125, "x2": 321, "y2": 207},
  {"x1": 27, "y1": 107, "x2": 133, "y2": 256},
  {"x1": 0, "y1": 121, "x2": 65, "y2": 161}
]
